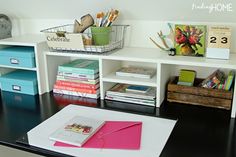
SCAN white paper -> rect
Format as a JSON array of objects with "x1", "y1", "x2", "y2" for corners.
[{"x1": 28, "y1": 105, "x2": 176, "y2": 157}]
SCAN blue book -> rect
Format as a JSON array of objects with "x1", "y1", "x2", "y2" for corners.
[
  {"x1": 58, "y1": 59, "x2": 99, "y2": 75},
  {"x1": 125, "y1": 85, "x2": 150, "y2": 93}
]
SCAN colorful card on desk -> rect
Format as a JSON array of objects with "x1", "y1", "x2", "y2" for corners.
[
  {"x1": 54, "y1": 121, "x2": 142, "y2": 150},
  {"x1": 49, "y1": 116, "x2": 105, "y2": 147}
]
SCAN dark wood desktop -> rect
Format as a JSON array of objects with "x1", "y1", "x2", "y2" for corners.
[{"x1": 0, "y1": 91, "x2": 235, "y2": 157}]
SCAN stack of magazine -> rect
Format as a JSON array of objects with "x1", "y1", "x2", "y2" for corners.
[
  {"x1": 116, "y1": 67, "x2": 156, "y2": 79},
  {"x1": 53, "y1": 59, "x2": 100, "y2": 99},
  {"x1": 105, "y1": 84, "x2": 156, "y2": 106}
]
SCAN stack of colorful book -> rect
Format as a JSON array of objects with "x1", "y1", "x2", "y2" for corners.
[
  {"x1": 105, "y1": 84, "x2": 156, "y2": 106},
  {"x1": 53, "y1": 59, "x2": 100, "y2": 99}
]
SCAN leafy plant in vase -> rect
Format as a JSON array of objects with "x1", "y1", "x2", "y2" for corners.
[{"x1": 175, "y1": 25, "x2": 206, "y2": 56}]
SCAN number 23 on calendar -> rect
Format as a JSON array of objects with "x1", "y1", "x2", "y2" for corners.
[{"x1": 207, "y1": 26, "x2": 231, "y2": 49}]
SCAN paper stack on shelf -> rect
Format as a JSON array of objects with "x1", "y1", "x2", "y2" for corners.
[
  {"x1": 105, "y1": 84, "x2": 156, "y2": 106},
  {"x1": 116, "y1": 67, "x2": 156, "y2": 79},
  {"x1": 53, "y1": 59, "x2": 100, "y2": 99}
]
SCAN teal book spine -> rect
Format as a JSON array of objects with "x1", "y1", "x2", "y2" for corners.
[{"x1": 58, "y1": 59, "x2": 99, "y2": 75}]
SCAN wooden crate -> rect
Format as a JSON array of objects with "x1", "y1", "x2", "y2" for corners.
[{"x1": 167, "y1": 77, "x2": 233, "y2": 110}]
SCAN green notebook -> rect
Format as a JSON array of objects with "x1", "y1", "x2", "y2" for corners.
[
  {"x1": 178, "y1": 69, "x2": 196, "y2": 86},
  {"x1": 225, "y1": 70, "x2": 235, "y2": 90}
]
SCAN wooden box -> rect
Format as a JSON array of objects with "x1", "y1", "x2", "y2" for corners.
[{"x1": 167, "y1": 77, "x2": 233, "y2": 110}]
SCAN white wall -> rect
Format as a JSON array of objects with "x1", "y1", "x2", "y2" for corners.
[
  {"x1": 2, "y1": 0, "x2": 236, "y2": 22},
  {"x1": 2, "y1": 0, "x2": 236, "y2": 52}
]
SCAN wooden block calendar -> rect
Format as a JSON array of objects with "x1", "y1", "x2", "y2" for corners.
[{"x1": 206, "y1": 26, "x2": 231, "y2": 59}]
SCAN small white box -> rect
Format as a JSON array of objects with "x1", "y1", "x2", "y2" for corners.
[{"x1": 206, "y1": 48, "x2": 230, "y2": 60}]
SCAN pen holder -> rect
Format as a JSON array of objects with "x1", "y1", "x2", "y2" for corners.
[{"x1": 91, "y1": 26, "x2": 111, "y2": 46}]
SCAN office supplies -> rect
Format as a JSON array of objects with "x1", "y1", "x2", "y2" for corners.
[
  {"x1": 0, "y1": 46, "x2": 35, "y2": 68},
  {"x1": 91, "y1": 26, "x2": 111, "y2": 45},
  {"x1": 96, "y1": 12, "x2": 104, "y2": 27},
  {"x1": 106, "y1": 10, "x2": 119, "y2": 27},
  {"x1": 0, "y1": 70, "x2": 38, "y2": 95},
  {"x1": 73, "y1": 14, "x2": 94, "y2": 33},
  {"x1": 95, "y1": 9, "x2": 119, "y2": 27},
  {"x1": 54, "y1": 121, "x2": 142, "y2": 150}
]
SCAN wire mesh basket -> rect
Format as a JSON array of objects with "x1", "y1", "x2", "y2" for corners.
[{"x1": 41, "y1": 24, "x2": 128, "y2": 53}]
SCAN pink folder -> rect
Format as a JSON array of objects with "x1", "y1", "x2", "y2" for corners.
[{"x1": 54, "y1": 121, "x2": 142, "y2": 150}]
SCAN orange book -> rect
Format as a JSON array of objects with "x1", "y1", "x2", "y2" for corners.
[
  {"x1": 54, "y1": 84, "x2": 98, "y2": 94},
  {"x1": 55, "y1": 80, "x2": 99, "y2": 90}
]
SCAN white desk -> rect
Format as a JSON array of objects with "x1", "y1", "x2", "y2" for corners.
[{"x1": 28, "y1": 105, "x2": 176, "y2": 157}]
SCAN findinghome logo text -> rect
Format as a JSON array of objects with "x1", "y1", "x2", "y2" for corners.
[{"x1": 192, "y1": 2, "x2": 233, "y2": 13}]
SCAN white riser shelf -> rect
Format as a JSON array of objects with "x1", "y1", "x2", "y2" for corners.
[
  {"x1": 44, "y1": 47, "x2": 236, "y2": 118},
  {"x1": 0, "y1": 34, "x2": 48, "y2": 94}
]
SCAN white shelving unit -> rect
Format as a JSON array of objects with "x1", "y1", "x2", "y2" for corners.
[
  {"x1": 0, "y1": 34, "x2": 48, "y2": 94},
  {"x1": 43, "y1": 47, "x2": 236, "y2": 117}
]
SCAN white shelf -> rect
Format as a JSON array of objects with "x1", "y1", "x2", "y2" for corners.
[
  {"x1": 45, "y1": 47, "x2": 236, "y2": 70},
  {"x1": 45, "y1": 51, "x2": 101, "y2": 59},
  {"x1": 43, "y1": 46, "x2": 236, "y2": 117},
  {"x1": 0, "y1": 65, "x2": 37, "y2": 71},
  {"x1": 0, "y1": 34, "x2": 48, "y2": 94},
  {"x1": 45, "y1": 47, "x2": 162, "y2": 62},
  {"x1": 159, "y1": 52, "x2": 236, "y2": 69},
  {"x1": 0, "y1": 34, "x2": 45, "y2": 46},
  {"x1": 102, "y1": 47, "x2": 161, "y2": 62},
  {"x1": 102, "y1": 72, "x2": 157, "y2": 87}
]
